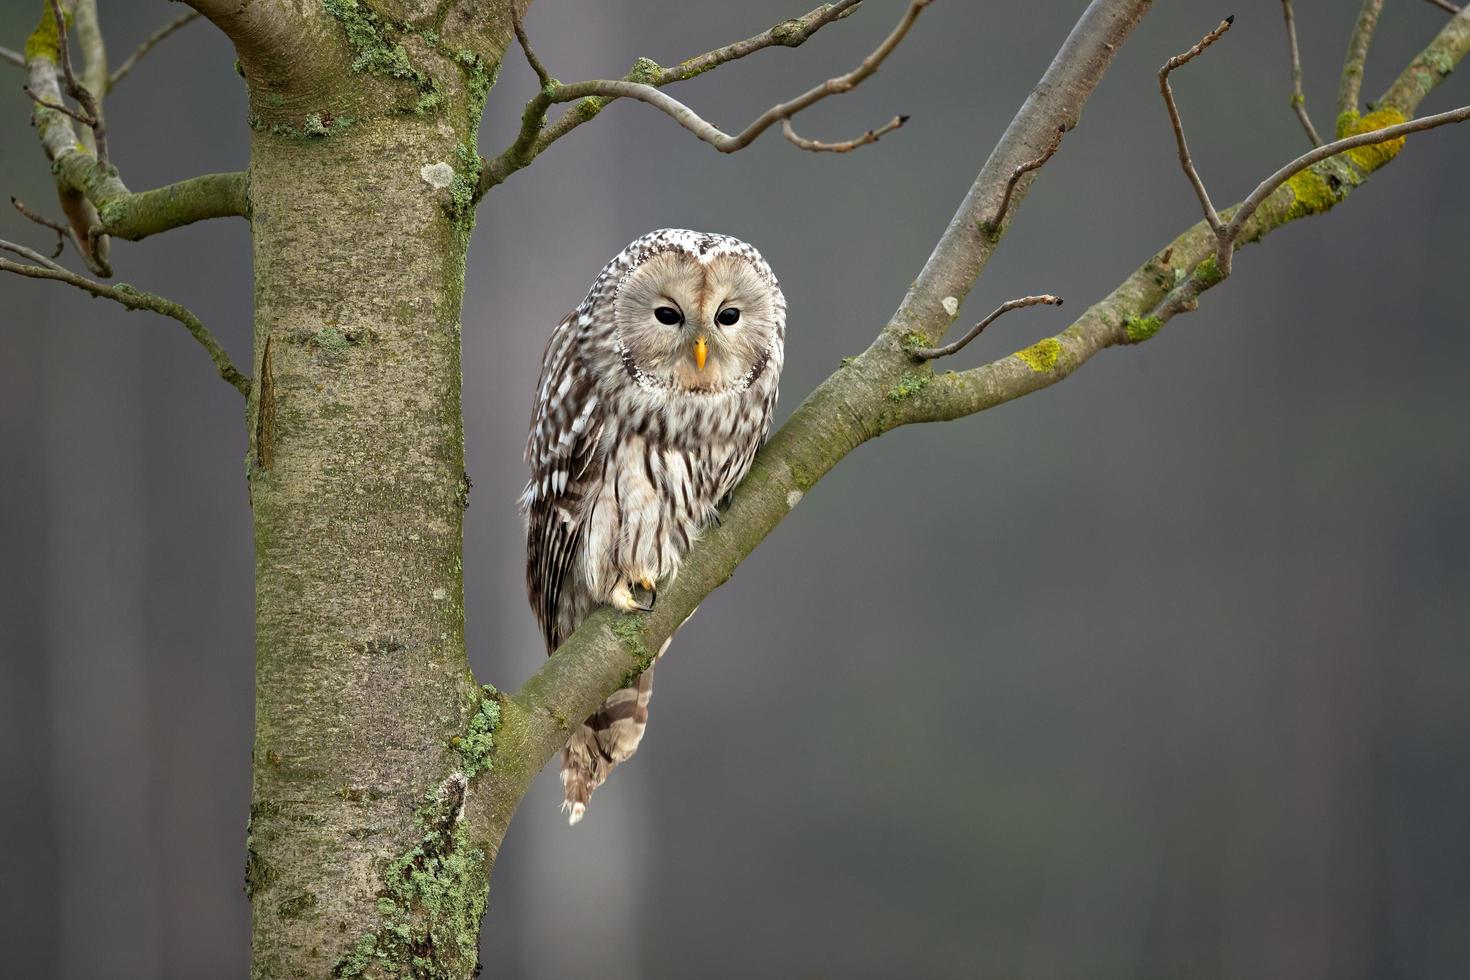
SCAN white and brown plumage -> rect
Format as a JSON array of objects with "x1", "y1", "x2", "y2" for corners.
[{"x1": 521, "y1": 229, "x2": 786, "y2": 824}]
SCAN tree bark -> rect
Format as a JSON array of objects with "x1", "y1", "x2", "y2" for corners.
[{"x1": 241, "y1": 4, "x2": 515, "y2": 974}]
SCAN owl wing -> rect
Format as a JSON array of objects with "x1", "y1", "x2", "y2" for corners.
[{"x1": 523, "y1": 312, "x2": 605, "y2": 653}]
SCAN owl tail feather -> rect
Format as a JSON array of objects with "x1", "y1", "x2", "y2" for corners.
[{"x1": 559, "y1": 665, "x2": 655, "y2": 825}]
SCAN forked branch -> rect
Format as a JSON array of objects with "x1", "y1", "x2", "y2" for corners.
[
  {"x1": 20, "y1": 0, "x2": 248, "y2": 274},
  {"x1": 480, "y1": 0, "x2": 923, "y2": 196},
  {"x1": 1148, "y1": 16, "x2": 1470, "y2": 326},
  {"x1": 1159, "y1": 16, "x2": 1233, "y2": 235}
]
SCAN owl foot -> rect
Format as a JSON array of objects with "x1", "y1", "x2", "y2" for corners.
[{"x1": 610, "y1": 581, "x2": 656, "y2": 613}]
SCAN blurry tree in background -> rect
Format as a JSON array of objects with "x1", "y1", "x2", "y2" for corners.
[{"x1": 1, "y1": 0, "x2": 1468, "y2": 977}]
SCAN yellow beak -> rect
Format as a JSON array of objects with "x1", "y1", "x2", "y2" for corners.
[{"x1": 694, "y1": 335, "x2": 708, "y2": 372}]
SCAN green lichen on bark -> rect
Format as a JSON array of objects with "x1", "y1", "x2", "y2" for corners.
[
  {"x1": 628, "y1": 56, "x2": 662, "y2": 84},
  {"x1": 24, "y1": 3, "x2": 67, "y2": 62},
  {"x1": 321, "y1": 0, "x2": 444, "y2": 115},
  {"x1": 333, "y1": 778, "x2": 487, "y2": 979},
  {"x1": 1123, "y1": 315, "x2": 1161, "y2": 343},
  {"x1": 313, "y1": 327, "x2": 352, "y2": 353},
  {"x1": 887, "y1": 371, "x2": 932, "y2": 401},
  {"x1": 1285, "y1": 168, "x2": 1338, "y2": 220},
  {"x1": 1336, "y1": 107, "x2": 1409, "y2": 170},
  {"x1": 1192, "y1": 254, "x2": 1222, "y2": 288},
  {"x1": 452, "y1": 685, "x2": 500, "y2": 779},
  {"x1": 1015, "y1": 336, "x2": 1062, "y2": 369}
]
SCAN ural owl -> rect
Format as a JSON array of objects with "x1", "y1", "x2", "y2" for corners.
[{"x1": 521, "y1": 229, "x2": 785, "y2": 824}]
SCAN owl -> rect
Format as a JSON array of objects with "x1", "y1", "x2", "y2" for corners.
[{"x1": 521, "y1": 229, "x2": 786, "y2": 824}]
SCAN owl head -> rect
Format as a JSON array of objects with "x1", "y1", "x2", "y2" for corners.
[{"x1": 599, "y1": 230, "x2": 785, "y2": 396}]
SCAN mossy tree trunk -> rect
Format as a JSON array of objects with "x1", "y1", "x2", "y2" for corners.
[{"x1": 237, "y1": 2, "x2": 519, "y2": 976}]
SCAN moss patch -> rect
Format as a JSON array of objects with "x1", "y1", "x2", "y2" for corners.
[{"x1": 1015, "y1": 337, "x2": 1061, "y2": 370}]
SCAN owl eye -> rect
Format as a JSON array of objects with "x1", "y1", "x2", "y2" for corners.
[
  {"x1": 654, "y1": 306, "x2": 682, "y2": 326},
  {"x1": 716, "y1": 307, "x2": 741, "y2": 327}
]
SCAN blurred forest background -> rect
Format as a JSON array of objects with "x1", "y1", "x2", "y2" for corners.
[{"x1": 1, "y1": 1, "x2": 1467, "y2": 977}]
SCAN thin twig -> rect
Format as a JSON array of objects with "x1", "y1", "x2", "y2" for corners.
[
  {"x1": 11, "y1": 196, "x2": 79, "y2": 259},
  {"x1": 1159, "y1": 16, "x2": 1233, "y2": 235},
  {"x1": 108, "y1": 11, "x2": 199, "y2": 90},
  {"x1": 909, "y1": 295, "x2": 1064, "y2": 360},
  {"x1": 1424, "y1": 0, "x2": 1460, "y2": 13},
  {"x1": 49, "y1": 0, "x2": 109, "y2": 168},
  {"x1": 1280, "y1": 1, "x2": 1323, "y2": 146},
  {"x1": 23, "y1": 85, "x2": 97, "y2": 126},
  {"x1": 512, "y1": 8, "x2": 553, "y2": 89},
  {"x1": 662, "y1": 0, "x2": 866, "y2": 82},
  {"x1": 0, "y1": 238, "x2": 250, "y2": 395},
  {"x1": 1338, "y1": 0, "x2": 1385, "y2": 118},
  {"x1": 479, "y1": 0, "x2": 908, "y2": 195},
  {"x1": 0, "y1": 44, "x2": 23, "y2": 68},
  {"x1": 985, "y1": 124, "x2": 1067, "y2": 232},
  {"x1": 781, "y1": 114, "x2": 907, "y2": 152}
]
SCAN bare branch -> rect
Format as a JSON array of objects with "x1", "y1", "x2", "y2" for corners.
[
  {"x1": 1229, "y1": 104, "x2": 1470, "y2": 241},
  {"x1": 543, "y1": 1, "x2": 926, "y2": 150},
  {"x1": 663, "y1": 0, "x2": 865, "y2": 83},
  {"x1": 1425, "y1": 0, "x2": 1461, "y2": 14},
  {"x1": 1380, "y1": 6, "x2": 1470, "y2": 117},
  {"x1": 985, "y1": 124, "x2": 1067, "y2": 233},
  {"x1": 780, "y1": 113, "x2": 907, "y2": 152},
  {"x1": 908, "y1": 295, "x2": 1063, "y2": 360},
  {"x1": 1, "y1": 44, "x2": 23, "y2": 67},
  {"x1": 1158, "y1": 16, "x2": 1233, "y2": 236},
  {"x1": 511, "y1": 8, "x2": 552, "y2": 90},
  {"x1": 108, "y1": 11, "x2": 199, "y2": 90},
  {"x1": 1338, "y1": 0, "x2": 1385, "y2": 118},
  {"x1": 1148, "y1": 17, "x2": 1470, "y2": 326},
  {"x1": 479, "y1": 0, "x2": 897, "y2": 195},
  {"x1": 50, "y1": 0, "x2": 108, "y2": 167},
  {"x1": 11, "y1": 196, "x2": 79, "y2": 258},
  {"x1": 1280, "y1": 1, "x2": 1323, "y2": 146},
  {"x1": 0, "y1": 238, "x2": 249, "y2": 395}
]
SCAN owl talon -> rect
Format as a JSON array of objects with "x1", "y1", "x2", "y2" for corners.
[
  {"x1": 630, "y1": 581, "x2": 656, "y2": 612},
  {"x1": 610, "y1": 581, "x2": 656, "y2": 613}
]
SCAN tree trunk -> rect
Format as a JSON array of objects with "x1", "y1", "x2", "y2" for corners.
[{"x1": 242, "y1": 27, "x2": 504, "y2": 974}]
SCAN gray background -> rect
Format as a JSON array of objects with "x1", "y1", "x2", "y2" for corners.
[{"x1": 2, "y1": 1, "x2": 1467, "y2": 978}]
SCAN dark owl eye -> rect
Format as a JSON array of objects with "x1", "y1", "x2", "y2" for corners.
[
  {"x1": 654, "y1": 306, "x2": 682, "y2": 326},
  {"x1": 716, "y1": 307, "x2": 741, "y2": 326}
]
